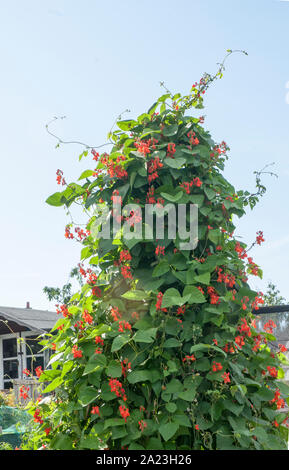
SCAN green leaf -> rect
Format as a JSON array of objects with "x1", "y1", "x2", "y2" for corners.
[
  {"x1": 167, "y1": 360, "x2": 178, "y2": 373},
  {"x1": 216, "y1": 433, "x2": 235, "y2": 450},
  {"x1": 135, "y1": 268, "x2": 164, "y2": 291},
  {"x1": 230, "y1": 384, "x2": 247, "y2": 398},
  {"x1": 78, "y1": 387, "x2": 98, "y2": 406},
  {"x1": 183, "y1": 285, "x2": 206, "y2": 303},
  {"x1": 190, "y1": 343, "x2": 227, "y2": 357},
  {"x1": 146, "y1": 438, "x2": 164, "y2": 450},
  {"x1": 104, "y1": 418, "x2": 125, "y2": 429},
  {"x1": 185, "y1": 267, "x2": 196, "y2": 284},
  {"x1": 257, "y1": 387, "x2": 275, "y2": 402},
  {"x1": 163, "y1": 123, "x2": 178, "y2": 136},
  {"x1": 178, "y1": 377, "x2": 202, "y2": 401},
  {"x1": 121, "y1": 290, "x2": 150, "y2": 301},
  {"x1": 160, "y1": 191, "x2": 183, "y2": 202},
  {"x1": 165, "y1": 318, "x2": 182, "y2": 336},
  {"x1": 173, "y1": 414, "x2": 191, "y2": 427},
  {"x1": 171, "y1": 269, "x2": 187, "y2": 284},
  {"x1": 98, "y1": 238, "x2": 115, "y2": 258},
  {"x1": 79, "y1": 150, "x2": 88, "y2": 161},
  {"x1": 112, "y1": 426, "x2": 128, "y2": 440},
  {"x1": 223, "y1": 399, "x2": 244, "y2": 416},
  {"x1": 195, "y1": 358, "x2": 211, "y2": 372},
  {"x1": 211, "y1": 401, "x2": 223, "y2": 422},
  {"x1": 117, "y1": 119, "x2": 137, "y2": 131},
  {"x1": 208, "y1": 229, "x2": 220, "y2": 245},
  {"x1": 83, "y1": 354, "x2": 107, "y2": 375},
  {"x1": 152, "y1": 260, "x2": 170, "y2": 277},
  {"x1": 166, "y1": 378, "x2": 183, "y2": 394},
  {"x1": 190, "y1": 194, "x2": 205, "y2": 206},
  {"x1": 111, "y1": 333, "x2": 131, "y2": 352},
  {"x1": 127, "y1": 369, "x2": 161, "y2": 384},
  {"x1": 107, "y1": 360, "x2": 122, "y2": 378},
  {"x1": 42, "y1": 375, "x2": 64, "y2": 393},
  {"x1": 82, "y1": 342, "x2": 98, "y2": 357},
  {"x1": 166, "y1": 403, "x2": 177, "y2": 413},
  {"x1": 194, "y1": 272, "x2": 211, "y2": 285},
  {"x1": 277, "y1": 381, "x2": 289, "y2": 397},
  {"x1": 133, "y1": 328, "x2": 158, "y2": 343},
  {"x1": 79, "y1": 434, "x2": 101, "y2": 449},
  {"x1": 161, "y1": 288, "x2": 183, "y2": 308},
  {"x1": 46, "y1": 192, "x2": 64, "y2": 207},
  {"x1": 81, "y1": 246, "x2": 93, "y2": 260},
  {"x1": 278, "y1": 368, "x2": 285, "y2": 379},
  {"x1": 204, "y1": 186, "x2": 216, "y2": 200},
  {"x1": 51, "y1": 433, "x2": 73, "y2": 450},
  {"x1": 164, "y1": 157, "x2": 186, "y2": 169},
  {"x1": 133, "y1": 316, "x2": 154, "y2": 330},
  {"x1": 253, "y1": 427, "x2": 271, "y2": 446},
  {"x1": 128, "y1": 443, "x2": 146, "y2": 450},
  {"x1": 163, "y1": 338, "x2": 181, "y2": 348},
  {"x1": 38, "y1": 368, "x2": 61, "y2": 383},
  {"x1": 171, "y1": 253, "x2": 188, "y2": 270},
  {"x1": 78, "y1": 169, "x2": 95, "y2": 180},
  {"x1": 159, "y1": 422, "x2": 179, "y2": 441},
  {"x1": 178, "y1": 389, "x2": 197, "y2": 401}
]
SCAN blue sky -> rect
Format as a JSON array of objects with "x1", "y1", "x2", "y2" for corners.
[{"x1": 0, "y1": 0, "x2": 289, "y2": 310}]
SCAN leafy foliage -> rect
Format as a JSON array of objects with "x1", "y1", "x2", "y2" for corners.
[
  {"x1": 22, "y1": 52, "x2": 289, "y2": 450},
  {"x1": 263, "y1": 282, "x2": 287, "y2": 307}
]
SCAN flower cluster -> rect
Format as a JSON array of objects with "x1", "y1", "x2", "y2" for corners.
[
  {"x1": 35, "y1": 366, "x2": 43, "y2": 378},
  {"x1": 82, "y1": 309, "x2": 93, "y2": 325},
  {"x1": 222, "y1": 372, "x2": 230, "y2": 384},
  {"x1": 155, "y1": 292, "x2": 167, "y2": 312},
  {"x1": 147, "y1": 156, "x2": 163, "y2": 184},
  {"x1": 155, "y1": 245, "x2": 165, "y2": 256},
  {"x1": 270, "y1": 389, "x2": 285, "y2": 410},
  {"x1": 216, "y1": 267, "x2": 236, "y2": 288},
  {"x1": 134, "y1": 138, "x2": 158, "y2": 156},
  {"x1": 56, "y1": 304, "x2": 70, "y2": 318},
  {"x1": 119, "y1": 405, "x2": 130, "y2": 422},
  {"x1": 99, "y1": 153, "x2": 128, "y2": 179},
  {"x1": 146, "y1": 186, "x2": 164, "y2": 205},
  {"x1": 118, "y1": 321, "x2": 132, "y2": 333},
  {"x1": 207, "y1": 286, "x2": 220, "y2": 305},
  {"x1": 180, "y1": 178, "x2": 202, "y2": 194},
  {"x1": 138, "y1": 420, "x2": 147, "y2": 432},
  {"x1": 187, "y1": 130, "x2": 199, "y2": 146},
  {"x1": 91, "y1": 406, "x2": 100, "y2": 415},
  {"x1": 109, "y1": 378, "x2": 127, "y2": 401},
  {"x1": 256, "y1": 230, "x2": 265, "y2": 245},
  {"x1": 182, "y1": 354, "x2": 196, "y2": 363},
  {"x1": 263, "y1": 319, "x2": 277, "y2": 334},
  {"x1": 20, "y1": 385, "x2": 30, "y2": 400},
  {"x1": 167, "y1": 142, "x2": 176, "y2": 157},
  {"x1": 121, "y1": 359, "x2": 131, "y2": 378},
  {"x1": 212, "y1": 361, "x2": 223, "y2": 372},
  {"x1": 33, "y1": 409, "x2": 43, "y2": 425},
  {"x1": 56, "y1": 169, "x2": 66, "y2": 186},
  {"x1": 72, "y1": 344, "x2": 83, "y2": 358}
]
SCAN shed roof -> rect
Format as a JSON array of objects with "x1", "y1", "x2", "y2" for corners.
[{"x1": 0, "y1": 306, "x2": 58, "y2": 333}]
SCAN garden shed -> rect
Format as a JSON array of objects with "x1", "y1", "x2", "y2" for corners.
[{"x1": 0, "y1": 304, "x2": 58, "y2": 390}]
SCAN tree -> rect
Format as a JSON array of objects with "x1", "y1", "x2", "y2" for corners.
[
  {"x1": 23, "y1": 51, "x2": 289, "y2": 450},
  {"x1": 43, "y1": 267, "x2": 84, "y2": 305},
  {"x1": 263, "y1": 282, "x2": 287, "y2": 307}
]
